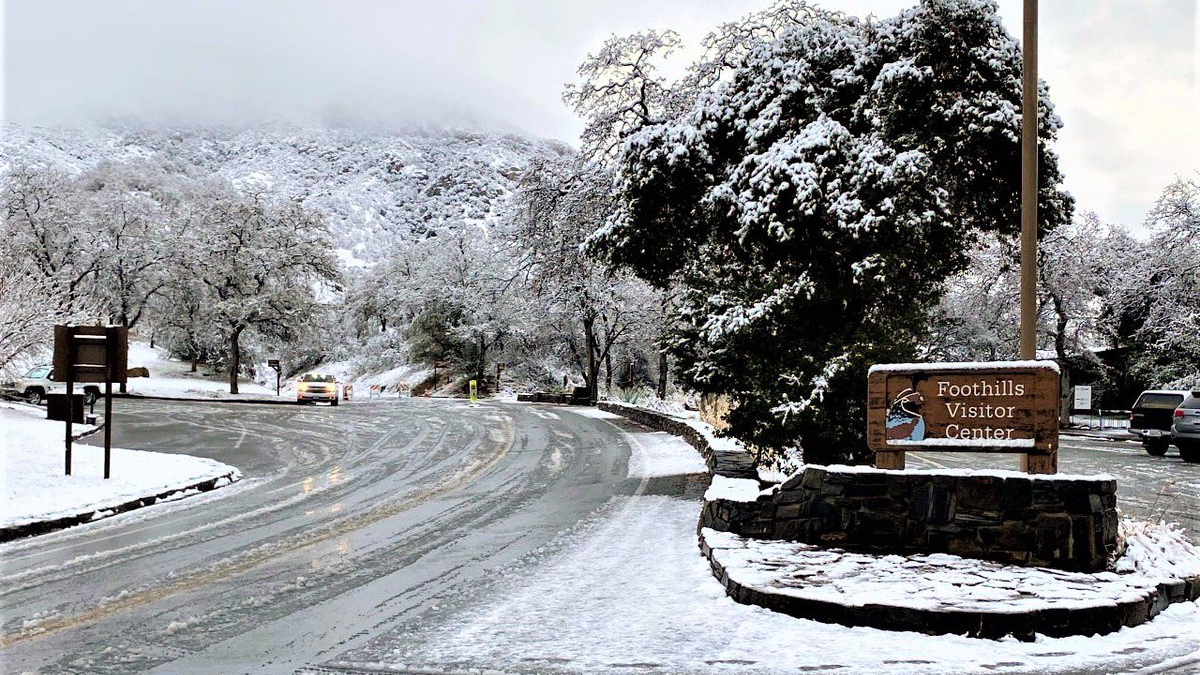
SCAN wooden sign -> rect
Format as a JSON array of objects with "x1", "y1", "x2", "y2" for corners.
[
  {"x1": 867, "y1": 361, "x2": 1059, "y2": 472},
  {"x1": 53, "y1": 325, "x2": 128, "y2": 384},
  {"x1": 51, "y1": 325, "x2": 128, "y2": 478}
]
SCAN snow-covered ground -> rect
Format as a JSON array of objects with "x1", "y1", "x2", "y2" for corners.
[
  {"x1": 120, "y1": 342, "x2": 431, "y2": 402},
  {"x1": 703, "y1": 525, "x2": 1200, "y2": 614},
  {"x1": 123, "y1": 342, "x2": 278, "y2": 400},
  {"x1": 0, "y1": 402, "x2": 240, "y2": 530},
  {"x1": 349, "y1": 412, "x2": 1200, "y2": 675}
]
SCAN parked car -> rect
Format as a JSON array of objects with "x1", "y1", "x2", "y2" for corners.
[
  {"x1": 13, "y1": 365, "x2": 103, "y2": 406},
  {"x1": 1129, "y1": 389, "x2": 1190, "y2": 456},
  {"x1": 1171, "y1": 391, "x2": 1200, "y2": 463},
  {"x1": 296, "y1": 372, "x2": 339, "y2": 406}
]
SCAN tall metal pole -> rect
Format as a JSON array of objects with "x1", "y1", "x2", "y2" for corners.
[{"x1": 1020, "y1": 0, "x2": 1055, "y2": 474}]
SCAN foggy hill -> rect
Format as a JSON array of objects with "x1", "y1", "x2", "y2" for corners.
[{"x1": 1, "y1": 122, "x2": 570, "y2": 262}]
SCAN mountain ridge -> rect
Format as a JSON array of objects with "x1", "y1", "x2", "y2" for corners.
[{"x1": 1, "y1": 122, "x2": 570, "y2": 262}]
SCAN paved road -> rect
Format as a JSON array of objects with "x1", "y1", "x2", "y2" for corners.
[
  {"x1": 910, "y1": 434, "x2": 1200, "y2": 537},
  {"x1": 0, "y1": 398, "x2": 645, "y2": 674},
  {"x1": 2, "y1": 401, "x2": 1198, "y2": 675}
]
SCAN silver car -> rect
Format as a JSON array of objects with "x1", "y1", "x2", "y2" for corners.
[
  {"x1": 1172, "y1": 391, "x2": 1200, "y2": 463},
  {"x1": 14, "y1": 365, "x2": 101, "y2": 406}
]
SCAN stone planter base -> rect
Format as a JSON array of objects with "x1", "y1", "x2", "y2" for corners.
[
  {"x1": 702, "y1": 528, "x2": 1200, "y2": 640},
  {"x1": 702, "y1": 464, "x2": 1119, "y2": 572}
]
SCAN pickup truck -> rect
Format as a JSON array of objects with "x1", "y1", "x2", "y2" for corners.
[
  {"x1": 13, "y1": 365, "x2": 101, "y2": 406},
  {"x1": 1129, "y1": 389, "x2": 1190, "y2": 456}
]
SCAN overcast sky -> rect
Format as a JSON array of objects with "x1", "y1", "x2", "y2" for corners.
[{"x1": 2, "y1": 0, "x2": 1196, "y2": 228}]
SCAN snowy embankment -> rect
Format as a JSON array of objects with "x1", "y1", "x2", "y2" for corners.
[
  {"x1": 288, "y1": 359, "x2": 432, "y2": 399},
  {"x1": 122, "y1": 342, "x2": 277, "y2": 401},
  {"x1": 0, "y1": 403, "x2": 240, "y2": 537},
  {"x1": 351, "y1": 407, "x2": 1200, "y2": 675},
  {"x1": 119, "y1": 343, "x2": 432, "y2": 403}
]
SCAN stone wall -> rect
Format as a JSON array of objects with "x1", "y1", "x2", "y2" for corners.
[
  {"x1": 597, "y1": 401, "x2": 757, "y2": 479},
  {"x1": 701, "y1": 465, "x2": 1119, "y2": 572}
]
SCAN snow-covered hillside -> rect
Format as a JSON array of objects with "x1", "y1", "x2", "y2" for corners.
[{"x1": 0, "y1": 122, "x2": 569, "y2": 261}]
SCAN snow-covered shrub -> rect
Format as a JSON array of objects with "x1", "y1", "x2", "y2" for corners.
[{"x1": 1113, "y1": 519, "x2": 1200, "y2": 580}]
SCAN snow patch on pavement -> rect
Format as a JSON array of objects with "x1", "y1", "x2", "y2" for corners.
[
  {"x1": 0, "y1": 403, "x2": 241, "y2": 530},
  {"x1": 565, "y1": 407, "x2": 624, "y2": 420},
  {"x1": 626, "y1": 430, "x2": 708, "y2": 479}
]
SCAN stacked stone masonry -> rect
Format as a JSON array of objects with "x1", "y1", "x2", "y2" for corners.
[{"x1": 701, "y1": 466, "x2": 1119, "y2": 572}]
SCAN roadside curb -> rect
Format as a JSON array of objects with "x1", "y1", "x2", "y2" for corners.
[
  {"x1": 0, "y1": 471, "x2": 240, "y2": 543},
  {"x1": 596, "y1": 401, "x2": 758, "y2": 479},
  {"x1": 1060, "y1": 428, "x2": 1135, "y2": 442},
  {"x1": 114, "y1": 393, "x2": 298, "y2": 406}
]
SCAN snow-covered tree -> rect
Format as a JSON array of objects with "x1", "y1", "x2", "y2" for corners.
[
  {"x1": 185, "y1": 188, "x2": 341, "y2": 393},
  {"x1": 1113, "y1": 177, "x2": 1200, "y2": 387},
  {"x1": 406, "y1": 229, "x2": 527, "y2": 389},
  {"x1": 0, "y1": 260, "x2": 79, "y2": 376},
  {"x1": 587, "y1": 0, "x2": 1074, "y2": 463},
  {"x1": 84, "y1": 179, "x2": 175, "y2": 330},
  {"x1": 2, "y1": 167, "x2": 101, "y2": 314},
  {"x1": 511, "y1": 157, "x2": 659, "y2": 398}
]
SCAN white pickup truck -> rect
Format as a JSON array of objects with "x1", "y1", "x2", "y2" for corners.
[{"x1": 14, "y1": 365, "x2": 101, "y2": 406}]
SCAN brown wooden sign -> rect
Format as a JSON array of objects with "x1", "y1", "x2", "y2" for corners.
[
  {"x1": 867, "y1": 361, "x2": 1059, "y2": 472},
  {"x1": 53, "y1": 325, "x2": 128, "y2": 384},
  {"x1": 51, "y1": 325, "x2": 129, "y2": 478}
]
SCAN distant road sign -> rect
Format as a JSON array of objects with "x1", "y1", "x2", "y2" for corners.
[
  {"x1": 1073, "y1": 385, "x2": 1093, "y2": 411},
  {"x1": 268, "y1": 359, "x2": 280, "y2": 370}
]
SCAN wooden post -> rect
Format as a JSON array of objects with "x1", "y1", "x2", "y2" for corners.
[
  {"x1": 104, "y1": 326, "x2": 116, "y2": 479},
  {"x1": 65, "y1": 380, "x2": 74, "y2": 477},
  {"x1": 1019, "y1": 0, "x2": 1055, "y2": 475}
]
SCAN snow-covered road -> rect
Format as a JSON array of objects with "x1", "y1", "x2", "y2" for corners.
[
  {"x1": 0, "y1": 399, "x2": 652, "y2": 674},
  {"x1": 2, "y1": 400, "x2": 1198, "y2": 675}
]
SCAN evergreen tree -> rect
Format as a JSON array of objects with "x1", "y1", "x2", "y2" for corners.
[{"x1": 589, "y1": 0, "x2": 1073, "y2": 463}]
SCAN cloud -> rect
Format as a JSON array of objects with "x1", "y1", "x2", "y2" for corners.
[{"x1": 3, "y1": 0, "x2": 1195, "y2": 227}]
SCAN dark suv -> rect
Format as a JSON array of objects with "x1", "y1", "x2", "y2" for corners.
[
  {"x1": 1171, "y1": 391, "x2": 1200, "y2": 463},
  {"x1": 1129, "y1": 390, "x2": 1190, "y2": 456}
]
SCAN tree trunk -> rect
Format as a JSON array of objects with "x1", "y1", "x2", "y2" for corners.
[
  {"x1": 605, "y1": 350, "x2": 613, "y2": 395},
  {"x1": 229, "y1": 327, "x2": 243, "y2": 395},
  {"x1": 657, "y1": 347, "x2": 668, "y2": 400},
  {"x1": 583, "y1": 315, "x2": 598, "y2": 401},
  {"x1": 1052, "y1": 295, "x2": 1071, "y2": 425},
  {"x1": 476, "y1": 333, "x2": 487, "y2": 393}
]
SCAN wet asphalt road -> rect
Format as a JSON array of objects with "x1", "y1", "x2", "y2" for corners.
[
  {"x1": 2, "y1": 401, "x2": 1199, "y2": 675},
  {"x1": 0, "y1": 398, "x2": 645, "y2": 674}
]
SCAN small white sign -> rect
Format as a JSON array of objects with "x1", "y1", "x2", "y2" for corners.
[{"x1": 1073, "y1": 385, "x2": 1093, "y2": 411}]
